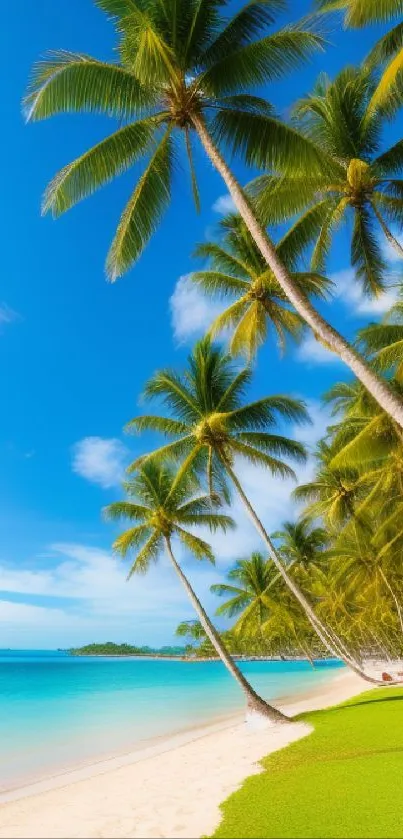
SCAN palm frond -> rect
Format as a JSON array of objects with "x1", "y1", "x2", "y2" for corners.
[
  {"x1": 106, "y1": 130, "x2": 175, "y2": 279},
  {"x1": 175, "y1": 526, "x2": 215, "y2": 562},
  {"x1": 184, "y1": 126, "x2": 201, "y2": 213},
  {"x1": 127, "y1": 436, "x2": 194, "y2": 473},
  {"x1": 367, "y1": 40, "x2": 403, "y2": 117},
  {"x1": 202, "y1": 1, "x2": 285, "y2": 65},
  {"x1": 212, "y1": 93, "x2": 275, "y2": 116},
  {"x1": 202, "y1": 28, "x2": 323, "y2": 97},
  {"x1": 229, "y1": 439, "x2": 297, "y2": 477},
  {"x1": 118, "y1": 5, "x2": 177, "y2": 86},
  {"x1": 178, "y1": 511, "x2": 235, "y2": 531},
  {"x1": 330, "y1": 415, "x2": 394, "y2": 469},
  {"x1": 103, "y1": 501, "x2": 150, "y2": 521},
  {"x1": 143, "y1": 370, "x2": 200, "y2": 420},
  {"x1": 373, "y1": 138, "x2": 403, "y2": 176},
  {"x1": 352, "y1": 206, "x2": 387, "y2": 296},
  {"x1": 191, "y1": 271, "x2": 249, "y2": 299},
  {"x1": 95, "y1": 0, "x2": 139, "y2": 18},
  {"x1": 229, "y1": 301, "x2": 267, "y2": 359},
  {"x1": 183, "y1": 0, "x2": 224, "y2": 65},
  {"x1": 43, "y1": 118, "x2": 160, "y2": 216},
  {"x1": 216, "y1": 367, "x2": 253, "y2": 412},
  {"x1": 212, "y1": 110, "x2": 326, "y2": 175},
  {"x1": 112, "y1": 523, "x2": 151, "y2": 557},
  {"x1": 126, "y1": 415, "x2": 190, "y2": 436},
  {"x1": 311, "y1": 197, "x2": 348, "y2": 272},
  {"x1": 235, "y1": 432, "x2": 307, "y2": 462},
  {"x1": 127, "y1": 530, "x2": 163, "y2": 576},
  {"x1": 248, "y1": 174, "x2": 326, "y2": 225},
  {"x1": 208, "y1": 299, "x2": 249, "y2": 339},
  {"x1": 194, "y1": 242, "x2": 250, "y2": 277},
  {"x1": 227, "y1": 395, "x2": 309, "y2": 430},
  {"x1": 177, "y1": 493, "x2": 221, "y2": 516},
  {"x1": 24, "y1": 51, "x2": 150, "y2": 122}
]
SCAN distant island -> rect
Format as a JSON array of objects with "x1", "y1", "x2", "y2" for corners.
[{"x1": 69, "y1": 642, "x2": 186, "y2": 657}]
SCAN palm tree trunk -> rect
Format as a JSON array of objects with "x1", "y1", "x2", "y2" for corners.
[
  {"x1": 220, "y1": 453, "x2": 386, "y2": 685},
  {"x1": 192, "y1": 115, "x2": 403, "y2": 429},
  {"x1": 294, "y1": 629, "x2": 316, "y2": 669},
  {"x1": 164, "y1": 536, "x2": 287, "y2": 722},
  {"x1": 372, "y1": 203, "x2": 403, "y2": 260},
  {"x1": 379, "y1": 568, "x2": 403, "y2": 636}
]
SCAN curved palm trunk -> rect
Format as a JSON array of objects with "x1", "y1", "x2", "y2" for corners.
[
  {"x1": 164, "y1": 536, "x2": 287, "y2": 722},
  {"x1": 372, "y1": 203, "x2": 403, "y2": 260},
  {"x1": 293, "y1": 628, "x2": 316, "y2": 669},
  {"x1": 192, "y1": 115, "x2": 403, "y2": 429},
  {"x1": 220, "y1": 454, "x2": 387, "y2": 685}
]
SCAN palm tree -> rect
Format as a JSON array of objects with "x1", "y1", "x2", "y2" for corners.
[
  {"x1": 253, "y1": 66, "x2": 403, "y2": 297},
  {"x1": 272, "y1": 518, "x2": 328, "y2": 576},
  {"x1": 175, "y1": 619, "x2": 206, "y2": 644},
  {"x1": 126, "y1": 337, "x2": 381, "y2": 677},
  {"x1": 324, "y1": 378, "x2": 403, "y2": 514},
  {"x1": 329, "y1": 523, "x2": 403, "y2": 636},
  {"x1": 316, "y1": 0, "x2": 403, "y2": 115},
  {"x1": 25, "y1": 0, "x2": 403, "y2": 425},
  {"x1": 211, "y1": 553, "x2": 319, "y2": 663},
  {"x1": 293, "y1": 443, "x2": 366, "y2": 531},
  {"x1": 359, "y1": 301, "x2": 403, "y2": 382},
  {"x1": 259, "y1": 589, "x2": 320, "y2": 666},
  {"x1": 211, "y1": 552, "x2": 278, "y2": 638},
  {"x1": 296, "y1": 374, "x2": 403, "y2": 654},
  {"x1": 191, "y1": 214, "x2": 332, "y2": 359},
  {"x1": 176, "y1": 620, "x2": 216, "y2": 656},
  {"x1": 105, "y1": 460, "x2": 286, "y2": 721}
]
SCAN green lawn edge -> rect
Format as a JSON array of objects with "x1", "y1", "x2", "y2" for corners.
[{"x1": 211, "y1": 687, "x2": 403, "y2": 839}]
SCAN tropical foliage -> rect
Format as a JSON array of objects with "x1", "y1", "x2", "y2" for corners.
[
  {"x1": 25, "y1": 0, "x2": 322, "y2": 280},
  {"x1": 252, "y1": 66, "x2": 403, "y2": 296},
  {"x1": 25, "y1": 1, "x2": 403, "y2": 706},
  {"x1": 69, "y1": 641, "x2": 186, "y2": 656},
  {"x1": 104, "y1": 459, "x2": 287, "y2": 718},
  {"x1": 317, "y1": 0, "x2": 403, "y2": 115},
  {"x1": 191, "y1": 214, "x2": 332, "y2": 359},
  {"x1": 26, "y1": 0, "x2": 403, "y2": 423}
]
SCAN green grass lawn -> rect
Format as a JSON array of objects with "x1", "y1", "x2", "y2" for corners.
[{"x1": 212, "y1": 687, "x2": 403, "y2": 838}]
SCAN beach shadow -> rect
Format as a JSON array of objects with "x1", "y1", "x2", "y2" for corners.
[{"x1": 337, "y1": 693, "x2": 403, "y2": 711}]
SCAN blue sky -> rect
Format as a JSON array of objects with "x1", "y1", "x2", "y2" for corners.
[{"x1": 1, "y1": 1, "x2": 401, "y2": 649}]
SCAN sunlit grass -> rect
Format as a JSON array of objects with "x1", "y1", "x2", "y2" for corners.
[{"x1": 212, "y1": 687, "x2": 403, "y2": 838}]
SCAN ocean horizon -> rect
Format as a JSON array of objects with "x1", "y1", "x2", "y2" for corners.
[{"x1": 0, "y1": 650, "x2": 344, "y2": 792}]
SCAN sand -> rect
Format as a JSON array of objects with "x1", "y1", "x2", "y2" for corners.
[{"x1": 0, "y1": 669, "x2": 372, "y2": 839}]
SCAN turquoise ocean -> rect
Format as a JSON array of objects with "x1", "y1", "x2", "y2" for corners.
[{"x1": 0, "y1": 651, "x2": 343, "y2": 792}]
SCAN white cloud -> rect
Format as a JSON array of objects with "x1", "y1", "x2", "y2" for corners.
[
  {"x1": 0, "y1": 543, "x2": 182, "y2": 614},
  {"x1": 1, "y1": 401, "x2": 333, "y2": 647},
  {"x1": 0, "y1": 303, "x2": 20, "y2": 331},
  {"x1": 212, "y1": 194, "x2": 236, "y2": 214},
  {"x1": 354, "y1": 289, "x2": 399, "y2": 316},
  {"x1": 72, "y1": 437, "x2": 128, "y2": 488},
  {"x1": 296, "y1": 268, "x2": 399, "y2": 365},
  {"x1": 170, "y1": 275, "x2": 225, "y2": 343},
  {"x1": 296, "y1": 334, "x2": 342, "y2": 365},
  {"x1": 0, "y1": 542, "x2": 226, "y2": 647},
  {"x1": 381, "y1": 231, "x2": 403, "y2": 264},
  {"x1": 332, "y1": 268, "x2": 399, "y2": 317}
]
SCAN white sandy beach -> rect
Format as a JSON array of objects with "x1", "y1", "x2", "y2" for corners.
[{"x1": 0, "y1": 669, "x2": 373, "y2": 839}]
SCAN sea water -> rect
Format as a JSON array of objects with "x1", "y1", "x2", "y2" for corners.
[{"x1": 0, "y1": 650, "x2": 343, "y2": 791}]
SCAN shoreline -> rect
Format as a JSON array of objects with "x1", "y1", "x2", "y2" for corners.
[
  {"x1": 0, "y1": 670, "x2": 370, "y2": 838},
  {"x1": 68, "y1": 653, "x2": 337, "y2": 661},
  {"x1": 0, "y1": 663, "x2": 343, "y2": 800}
]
